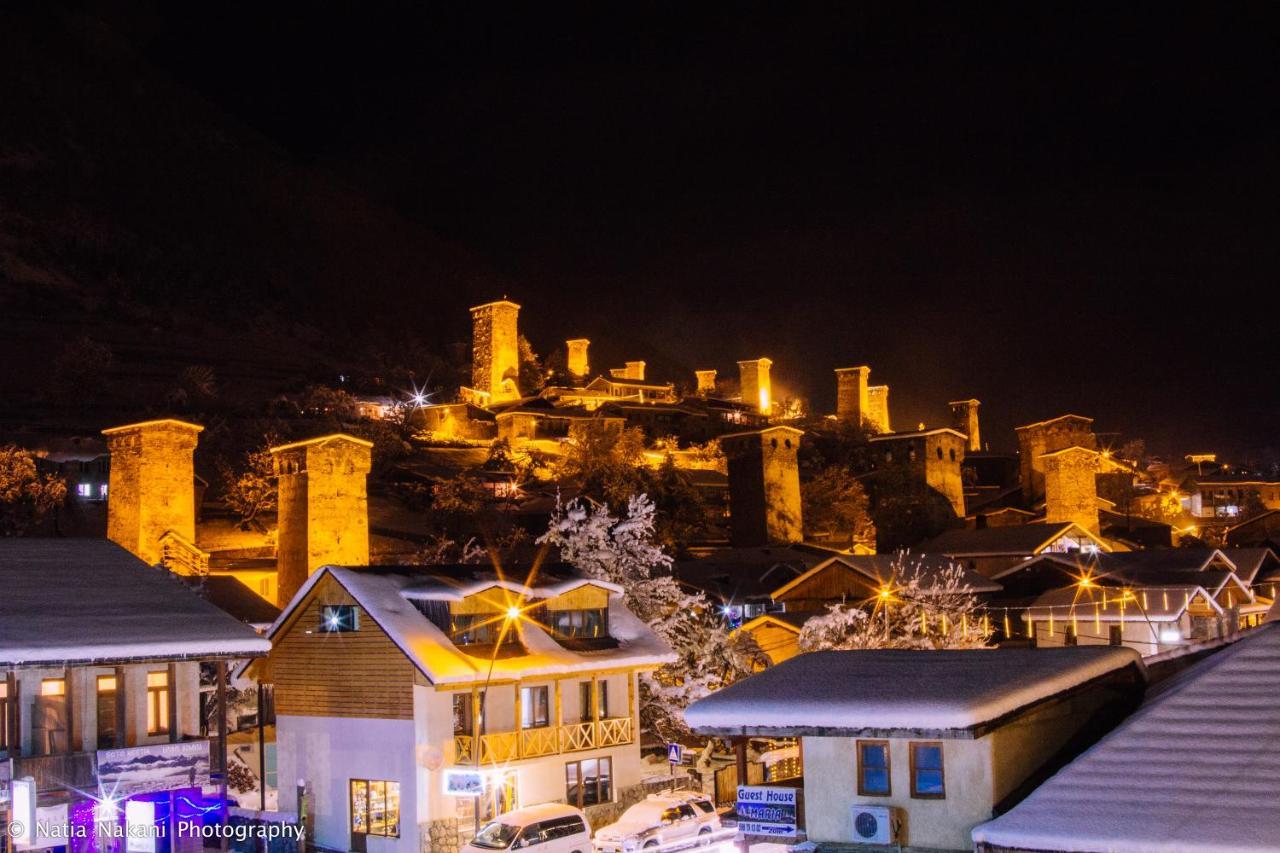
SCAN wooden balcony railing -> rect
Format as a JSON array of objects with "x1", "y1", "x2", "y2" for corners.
[
  {"x1": 13, "y1": 751, "x2": 97, "y2": 794},
  {"x1": 453, "y1": 717, "x2": 634, "y2": 765}
]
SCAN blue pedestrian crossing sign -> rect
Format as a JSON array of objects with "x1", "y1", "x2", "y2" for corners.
[{"x1": 667, "y1": 743, "x2": 684, "y2": 765}]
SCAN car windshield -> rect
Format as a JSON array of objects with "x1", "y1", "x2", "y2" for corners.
[{"x1": 471, "y1": 821, "x2": 521, "y2": 849}]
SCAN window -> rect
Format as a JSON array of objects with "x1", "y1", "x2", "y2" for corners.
[
  {"x1": 521, "y1": 686, "x2": 549, "y2": 729},
  {"x1": 451, "y1": 613, "x2": 517, "y2": 646},
  {"x1": 33, "y1": 678, "x2": 68, "y2": 755},
  {"x1": 1064, "y1": 624, "x2": 1078, "y2": 646},
  {"x1": 549, "y1": 608, "x2": 608, "y2": 639},
  {"x1": 1109, "y1": 625, "x2": 1124, "y2": 646},
  {"x1": 97, "y1": 675, "x2": 119, "y2": 749},
  {"x1": 579, "y1": 681, "x2": 609, "y2": 721},
  {"x1": 565, "y1": 757, "x2": 612, "y2": 807},
  {"x1": 0, "y1": 681, "x2": 9, "y2": 752},
  {"x1": 350, "y1": 779, "x2": 400, "y2": 838},
  {"x1": 41, "y1": 678, "x2": 65, "y2": 696},
  {"x1": 319, "y1": 605, "x2": 359, "y2": 633},
  {"x1": 99, "y1": 484, "x2": 108, "y2": 498},
  {"x1": 77, "y1": 483, "x2": 93, "y2": 498},
  {"x1": 146, "y1": 671, "x2": 169, "y2": 735},
  {"x1": 453, "y1": 693, "x2": 481, "y2": 736},
  {"x1": 857, "y1": 740, "x2": 891, "y2": 796},
  {"x1": 910, "y1": 742, "x2": 945, "y2": 798}
]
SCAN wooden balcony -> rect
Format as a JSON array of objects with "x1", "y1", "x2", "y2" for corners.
[
  {"x1": 454, "y1": 716, "x2": 634, "y2": 764},
  {"x1": 13, "y1": 751, "x2": 97, "y2": 793}
]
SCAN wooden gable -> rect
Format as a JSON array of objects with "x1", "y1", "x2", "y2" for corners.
[
  {"x1": 262, "y1": 572, "x2": 416, "y2": 720},
  {"x1": 773, "y1": 560, "x2": 878, "y2": 611},
  {"x1": 544, "y1": 583, "x2": 611, "y2": 612}
]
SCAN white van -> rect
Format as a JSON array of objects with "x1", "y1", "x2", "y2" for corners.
[{"x1": 462, "y1": 803, "x2": 593, "y2": 853}]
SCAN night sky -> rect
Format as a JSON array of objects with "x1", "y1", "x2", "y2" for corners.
[{"x1": 74, "y1": 4, "x2": 1280, "y2": 454}]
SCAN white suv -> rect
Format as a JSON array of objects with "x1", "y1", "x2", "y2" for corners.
[
  {"x1": 592, "y1": 791, "x2": 720, "y2": 851},
  {"x1": 463, "y1": 802, "x2": 593, "y2": 853}
]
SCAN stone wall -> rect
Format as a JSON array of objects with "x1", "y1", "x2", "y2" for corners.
[
  {"x1": 737, "y1": 358, "x2": 772, "y2": 414},
  {"x1": 470, "y1": 300, "x2": 521, "y2": 403},
  {"x1": 866, "y1": 384, "x2": 891, "y2": 433},
  {"x1": 949, "y1": 399, "x2": 982, "y2": 452},
  {"x1": 1016, "y1": 416, "x2": 1096, "y2": 501},
  {"x1": 695, "y1": 369, "x2": 717, "y2": 394},
  {"x1": 422, "y1": 817, "x2": 461, "y2": 853},
  {"x1": 724, "y1": 426, "x2": 803, "y2": 546},
  {"x1": 1042, "y1": 446, "x2": 1101, "y2": 534},
  {"x1": 566, "y1": 338, "x2": 590, "y2": 380},
  {"x1": 103, "y1": 419, "x2": 202, "y2": 565},
  {"x1": 835, "y1": 366, "x2": 870, "y2": 426}
]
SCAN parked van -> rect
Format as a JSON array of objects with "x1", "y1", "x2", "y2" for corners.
[{"x1": 462, "y1": 803, "x2": 593, "y2": 853}]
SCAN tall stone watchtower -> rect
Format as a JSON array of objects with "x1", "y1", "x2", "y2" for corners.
[
  {"x1": 737, "y1": 358, "x2": 773, "y2": 414},
  {"x1": 869, "y1": 428, "x2": 968, "y2": 518},
  {"x1": 272, "y1": 434, "x2": 373, "y2": 605},
  {"x1": 694, "y1": 369, "x2": 717, "y2": 395},
  {"x1": 1041, "y1": 446, "x2": 1101, "y2": 535},
  {"x1": 470, "y1": 299, "x2": 521, "y2": 404},
  {"x1": 835, "y1": 366, "x2": 871, "y2": 427},
  {"x1": 565, "y1": 339, "x2": 590, "y2": 381},
  {"x1": 721, "y1": 426, "x2": 803, "y2": 547},
  {"x1": 1015, "y1": 415, "x2": 1096, "y2": 501},
  {"x1": 102, "y1": 419, "x2": 204, "y2": 566},
  {"x1": 866, "y1": 385, "x2": 891, "y2": 433},
  {"x1": 949, "y1": 399, "x2": 982, "y2": 452}
]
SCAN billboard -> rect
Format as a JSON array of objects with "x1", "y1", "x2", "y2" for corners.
[
  {"x1": 736, "y1": 785, "x2": 798, "y2": 837},
  {"x1": 97, "y1": 741, "x2": 211, "y2": 797}
]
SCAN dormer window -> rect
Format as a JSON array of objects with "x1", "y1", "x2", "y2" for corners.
[
  {"x1": 549, "y1": 608, "x2": 608, "y2": 639},
  {"x1": 451, "y1": 614, "x2": 518, "y2": 646}
]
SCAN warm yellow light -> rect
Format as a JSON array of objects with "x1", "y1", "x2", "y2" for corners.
[{"x1": 506, "y1": 606, "x2": 522, "y2": 621}]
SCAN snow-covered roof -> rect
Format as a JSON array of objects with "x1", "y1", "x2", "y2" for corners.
[
  {"x1": 260, "y1": 565, "x2": 673, "y2": 685},
  {"x1": 398, "y1": 575, "x2": 623, "y2": 603},
  {"x1": 1027, "y1": 584, "x2": 1220, "y2": 622},
  {"x1": 0, "y1": 540, "x2": 270, "y2": 665},
  {"x1": 684, "y1": 646, "x2": 1144, "y2": 737},
  {"x1": 972, "y1": 623, "x2": 1280, "y2": 852},
  {"x1": 920, "y1": 522, "x2": 1108, "y2": 557},
  {"x1": 771, "y1": 554, "x2": 1003, "y2": 598}
]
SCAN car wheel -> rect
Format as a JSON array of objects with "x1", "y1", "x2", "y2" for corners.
[
  {"x1": 643, "y1": 842, "x2": 660, "y2": 849},
  {"x1": 698, "y1": 826, "x2": 713, "y2": 845}
]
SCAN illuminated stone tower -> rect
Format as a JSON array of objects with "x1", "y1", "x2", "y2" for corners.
[
  {"x1": 721, "y1": 426, "x2": 803, "y2": 546},
  {"x1": 470, "y1": 299, "x2": 521, "y2": 404},
  {"x1": 1042, "y1": 446, "x2": 1101, "y2": 535},
  {"x1": 272, "y1": 434, "x2": 373, "y2": 605},
  {"x1": 949, "y1": 399, "x2": 982, "y2": 452},
  {"x1": 695, "y1": 369, "x2": 717, "y2": 395},
  {"x1": 835, "y1": 366, "x2": 871, "y2": 427},
  {"x1": 738, "y1": 358, "x2": 773, "y2": 414},
  {"x1": 867, "y1": 385, "x2": 891, "y2": 433},
  {"x1": 869, "y1": 428, "x2": 967, "y2": 518},
  {"x1": 624, "y1": 361, "x2": 646, "y2": 381},
  {"x1": 1015, "y1": 414, "x2": 1096, "y2": 501},
  {"x1": 102, "y1": 419, "x2": 203, "y2": 566},
  {"x1": 565, "y1": 338, "x2": 590, "y2": 381}
]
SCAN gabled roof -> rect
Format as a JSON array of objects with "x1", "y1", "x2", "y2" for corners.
[
  {"x1": 1219, "y1": 547, "x2": 1280, "y2": 585},
  {"x1": 256, "y1": 565, "x2": 672, "y2": 685},
  {"x1": 920, "y1": 522, "x2": 1108, "y2": 558},
  {"x1": 0, "y1": 540, "x2": 269, "y2": 665},
  {"x1": 199, "y1": 575, "x2": 281, "y2": 627},
  {"x1": 973, "y1": 623, "x2": 1280, "y2": 852},
  {"x1": 770, "y1": 554, "x2": 1002, "y2": 599},
  {"x1": 868, "y1": 427, "x2": 967, "y2": 442},
  {"x1": 1015, "y1": 414, "x2": 1095, "y2": 431},
  {"x1": 674, "y1": 544, "x2": 839, "y2": 602},
  {"x1": 1028, "y1": 584, "x2": 1222, "y2": 622},
  {"x1": 685, "y1": 647, "x2": 1144, "y2": 737}
]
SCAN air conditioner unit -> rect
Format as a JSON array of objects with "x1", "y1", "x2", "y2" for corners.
[{"x1": 851, "y1": 804, "x2": 896, "y2": 844}]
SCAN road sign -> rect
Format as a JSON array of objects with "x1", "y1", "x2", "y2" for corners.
[
  {"x1": 736, "y1": 785, "x2": 798, "y2": 837},
  {"x1": 667, "y1": 742, "x2": 684, "y2": 764}
]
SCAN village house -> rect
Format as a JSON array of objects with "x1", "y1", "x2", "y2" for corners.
[
  {"x1": 919, "y1": 521, "x2": 1110, "y2": 578},
  {"x1": 242, "y1": 562, "x2": 672, "y2": 853},
  {"x1": 0, "y1": 539, "x2": 269, "y2": 850},
  {"x1": 685, "y1": 647, "x2": 1146, "y2": 851},
  {"x1": 972, "y1": 616, "x2": 1280, "y2": 852}
]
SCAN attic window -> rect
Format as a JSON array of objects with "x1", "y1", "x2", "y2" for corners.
[{"x1": 320, "y1": 604, "x2": 359, "y2": 633}]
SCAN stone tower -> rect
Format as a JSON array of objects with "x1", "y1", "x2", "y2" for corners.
[
  {"x1": 869, "y1": 428, "x2": 967, "y2": 518},
  {"x1": 102, "y1": 419, "x2": 204, "y2": 566},
  {"x1": 1042, "y1": 446, "x2": 1101, "y2": 535},
  {"x1": 694, "y1": 369, "x2": 717, "y2": 395},
  {"x1": 565, "y1": 339, "x2": 590, "y2": 381},
  {"x1": 949, "y1": 399, "x2": 982, "y2": 452},
  {"x1": 721, "y1": 426, "x2": 803, "y2": 547},
  {"x1": 866, "y1": 385, "x2": 891, "y2": 433},
  {"x1": 624, "y1": 361, "x2": 646, "y2": 381},
  {"x1": 470, "y1": 299, "x2": 521, "y2": 404},
  {"x1": 835, "y1": 366, "x2": 871, "y2": 427},
  {"x1": 272, "y1": 434, "x2": 373, "y2": 605},
  {"x1": 1015, "y1": 415, "x2": 1097, "y2": 501},
  {"x1": 738, "y1": 358, "x2": 773, "y2": 414}
]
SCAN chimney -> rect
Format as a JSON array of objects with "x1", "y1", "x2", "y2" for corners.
[
  {"x1": 737, "y1": 358, "x2": 773, "y2": 414},
  {"x1": 866, "y1": 385, "x2": 891, "y2": 433},
  {"x1": 272, "y1": 434, "x2": 373, "y2": 605},
  {"x1": 624, "y1": 361, "x2": 646, "y2": 381},
  {"x1": 721, "y1": 426, "x2": 803, "y2": 546},
  {"x1": 102, "y1": 419, "x2": 203, "y2": 565},
  {"x1": 694, "y1": 369, "x2": 717, "y2": 395},
  {"x1": 565, "y1": 339, "x2": 590, "y2": 380},
  {"x1": 835, "y1": 366, "x2": 871, "y2": 426},
  {"x1": 949, "y1": 399, "x2": 982, "y2": 452},
  {"x1": 470, "y1": 299, "x2": 521, "y2": 404},
  {"x1": 1041, "y1": 446, "x2": 1101, "y2": 535}
]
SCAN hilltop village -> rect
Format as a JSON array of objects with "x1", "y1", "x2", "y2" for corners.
[{"x1": 2, "y1": 298, "x2": 1279, "y2": 852}]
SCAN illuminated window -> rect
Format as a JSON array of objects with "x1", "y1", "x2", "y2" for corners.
[
  {"x1": 77, "y1": 483, "x2": 93, "y2": 498},
  {"x1": 98, "y1": 675, "x2": 119, "y2": 749},
  {"x1": 451, "y1": 613, "x2": 517, "y2": 646},
  {"x1": 579, "y1": 681, "x2": 609, "y2": 720},
  {"x1": 857, "y1": 740, "x2": 891, "y2": 796},
  {"x1": 350, "y1": 779, "x2": 400, "y2": 837},
  {"x1": 41, "y1": 678, "x2": 65, "y2": 696},
  {"x1": 99, "y1": 484, "x2": 109, "y2": 498},
  {"x1": 910, "y1": 742, "x2": 945, "y2": 798},
  {"x1": 550, "y1": 608, "x2": 608, "y2": 639},
  {"x1": 319, "y1": 605, "x2": 359, "y2": 633},
  {"x1": 146, "y1": 672, "x2": 169, "y2": 735},
  {"x1": 0, "y1": 681, "x2": 9, "y2": 751}
]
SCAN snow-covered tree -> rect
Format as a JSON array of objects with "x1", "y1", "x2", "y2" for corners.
[
  {"x1": 799, "y1": 553, "x2": 992, "y2": 652},
  {"x1": 539, "y1": 495, "x2": 767, "y2": 742},
  {"x1": 0, "y1": 446, "x2": 67, "y2": 536},
  {"x1": 219, "y1": 443, "x2": 277, "y2": 530}
]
